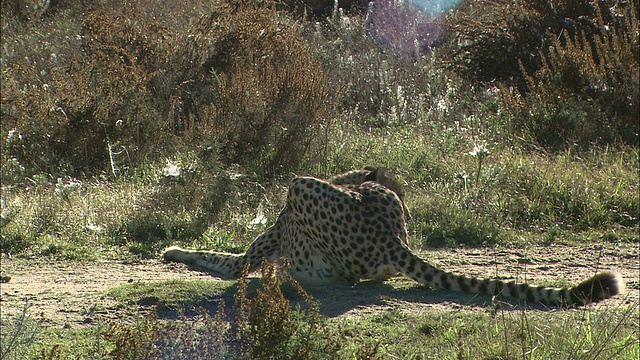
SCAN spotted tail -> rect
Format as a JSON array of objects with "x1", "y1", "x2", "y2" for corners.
[{"x1": 398, "y1": 251, "x2": 623, "y2": 307}]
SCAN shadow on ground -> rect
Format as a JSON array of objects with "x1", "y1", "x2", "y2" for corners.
[{"x1": 154, "y1": 276, "x2": 553, "y2": 321}]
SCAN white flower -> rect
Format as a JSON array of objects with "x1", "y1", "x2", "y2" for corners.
[
  {"x1": 469, "y1": 144, "x2": 490, "y2": 157},
  {"x1": 249, "y1": 211, "x2": 268, "y2": 229},
  {"x1": 162, "y1": 160, "x2": 181, "y2": 177},
  {"x1": 86, "y1": 223, "x2": 104, "y2": 232}
]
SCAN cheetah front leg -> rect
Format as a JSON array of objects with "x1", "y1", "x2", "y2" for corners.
[{"x1": 162, "y1": 247, "x2": 248, "y2": 277}]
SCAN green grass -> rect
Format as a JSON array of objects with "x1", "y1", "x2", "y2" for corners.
[
  {"x1": 338, "y1": 304, "x2": 640, "y2": 359},
  {"x1": 107, "y1": 279, "x2": 234, "y2": 311}
]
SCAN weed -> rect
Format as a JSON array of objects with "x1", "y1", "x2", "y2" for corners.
[
  {"x1": 468, "y1": 142, "x2": 491, "y2": 182},
  {"x1": 104, "y1": 261, "x2": 374, "y2": 359},
  {"x1": 0, "y1": 303, "x2": 41, "y2": 360},
  {"x1": 493, "y1": 301, "x2": 640, "y2": 360}
]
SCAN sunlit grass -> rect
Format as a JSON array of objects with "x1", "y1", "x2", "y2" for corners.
[
  {"x1": 337, "y1": 303, "x2": 640, "y2": 359},
  {"x1": 107, "y1": 279, "x2": 234, "y2": 310},
  {"x1": 2, "y1": 134, "x2": 637, "y2": 258}
]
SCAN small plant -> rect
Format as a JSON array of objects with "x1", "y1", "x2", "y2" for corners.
[
  {"x1": 104, "y1": 261, "x2": 375, "y2": 359},
  {"x1": 468, "y1": 143, "x2": 490, "y2": 183},
  {"x1": 228, "y1": 261, "x2": 349, "y2": 359},
  {"x1": 0, "y1": 303, "x2": 41, "y2": 360}
]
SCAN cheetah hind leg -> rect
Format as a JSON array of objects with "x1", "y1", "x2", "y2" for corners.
[
  {"x1": 163, "y1": 226, "x2": 282, "y2": 278},
  {"x1": 162, "y1": 246, "x2": 249, "y2": 278},
  {"x1": 282, "y1": 252, "x2": 342, "y2": 286}
]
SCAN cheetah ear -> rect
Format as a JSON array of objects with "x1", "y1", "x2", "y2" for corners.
[
  {"x1": 363, "y1": 167, "x2": 381, "y2": 182},
  {"x1": 364, "y1": 166, "x2": 387, "y2": 183}
]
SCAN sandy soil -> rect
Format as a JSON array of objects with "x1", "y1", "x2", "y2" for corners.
[{"x1": 1, "y1": 244, "x2": 638, "y2": 329}]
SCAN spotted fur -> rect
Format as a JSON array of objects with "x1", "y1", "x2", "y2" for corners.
[{"x1": 163, "y1": 168, "x2": 623, "y2": 306}]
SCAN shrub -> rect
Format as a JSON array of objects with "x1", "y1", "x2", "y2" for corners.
[
  {"x1": 105, "y1": 261, "x2": 372, "y2": 359},
  {"x1": 500, "y1": 1, "x2": 639, "y2": 149},
  {"x1": 1, "y1": 0, "x2": 329, "y2": 181},
  {"x1": 179, "y1": 0, "x2": 329, "y2": 177},
  {"x1": 444, "y1": 0, "x2": 605, "y2": 83},
  {"x1": 1, "y1": 1, "x2": 174, "y2": 178},
  {"x1": 445, "y1": 0, "x2": 548, "y2": 82}
]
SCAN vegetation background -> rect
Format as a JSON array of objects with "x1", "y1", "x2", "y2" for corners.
[{"x1": 1, "y1": 0, "x2": 638, "y2": 358}]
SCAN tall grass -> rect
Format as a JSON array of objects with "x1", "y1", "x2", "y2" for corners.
[{"x1": 3, "y1": 129, "x2": 636, "y2": 258}]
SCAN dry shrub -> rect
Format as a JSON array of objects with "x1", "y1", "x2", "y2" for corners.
[
  {"x1": 1, "y1": 0, "x2": 328, "y2": 180},
  {"x1": 1, "y1": 1, "x2": 175, "y2": 177},
  {"x1": 230, "y1": 262, "x2": 339, "y2": 359},
  {"x1": 445, "y1": 0, "x2": 600, "y2": 82},
  {"x1": 500, "y1": 1, "x2": 639, "y2": 148},
  {"x1": 180, "y1": 0, "x2": 329, "y2": 176}
]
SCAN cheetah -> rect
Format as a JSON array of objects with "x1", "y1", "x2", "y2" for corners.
[{"x1": 163, "y1": 168, "x2": 623, "y2": 307}]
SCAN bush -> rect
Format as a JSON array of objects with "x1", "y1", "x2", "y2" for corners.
[
  {"x1": 444, "y1": 0, "x2": 610, "y2": 83},
  {"x1": 182, "y1": 0, "x2": 329, "y2": 176},
  {"x1": 105, "y1": 261, "x2": 374, "y2": 359},
  {"x1": 445, "y1": 0, "x2": 548, "y2": 82},
  {"x1": 1, "y1": 1, "x2": 177, "y2": 178},
  {"x1": 500, "y1": 1, "x2": 639, "y2": 149},
  {"x1": 1, "y1": 0, "x2": 329, "y2": 181}
]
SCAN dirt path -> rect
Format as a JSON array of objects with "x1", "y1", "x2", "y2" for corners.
[{"x1": 1, "y1": 244, "x2": 638, "y2": 329}]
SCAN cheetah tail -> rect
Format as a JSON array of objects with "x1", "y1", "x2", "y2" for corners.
[
  {"x1": 402, "y1": 251, "x2": 623, "y2": 306},
  {"x1": 436, "y1": 269, "x2": 623, "y2": 306},
  {"x1": 566, "y1": 271, "x2": 624, "y2": 306}
]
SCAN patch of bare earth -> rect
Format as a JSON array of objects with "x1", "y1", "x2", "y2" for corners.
[
  {"x1": 1, "y1": 244, "x2": 638, "y2": 329},
  {"x1": 0, "y1": 259, "x2": 215, "y2": 328}
]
